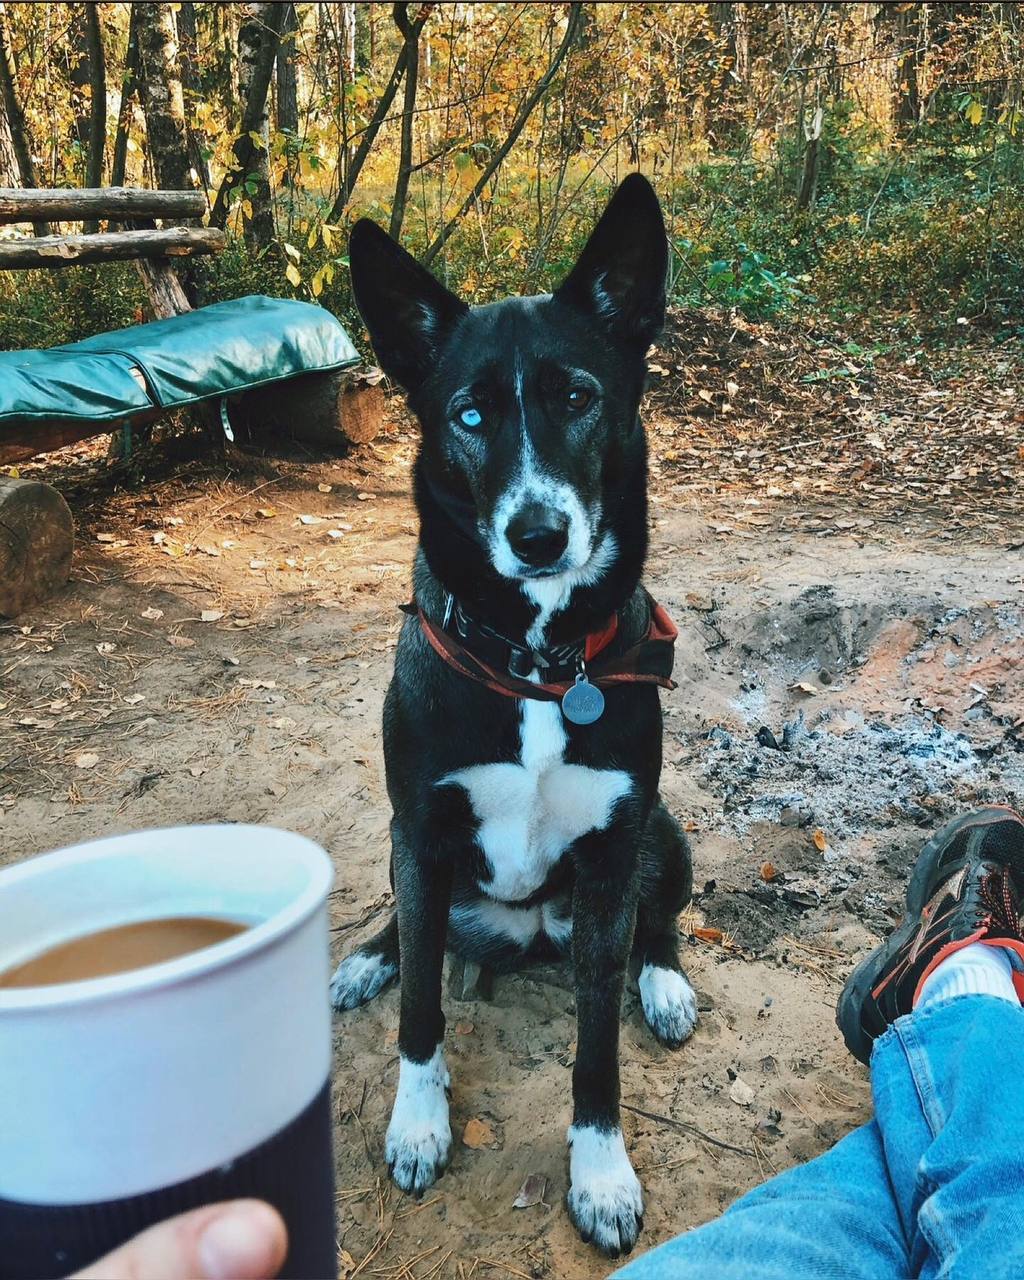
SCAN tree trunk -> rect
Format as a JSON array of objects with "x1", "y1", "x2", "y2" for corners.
[
  {"x1": 797, "y1": 105, "x2": 823, "y2": 210},
  {"x1": 389, "y1": 3, "x2": 428, "y2": 240},
  {"x1": 0, "y1": 479, "x2": 75, "y2": 619},
  {"x1": 70, "y1": 9, "x2": 91, "y2": 183},
  {"x1": 210, "y1": 1, "x2": 285, "y2": 245},
  {"x1": 0, "y1": 69, "x2": 16, "y2": 185},
  {"x1": 111, "y1": 3, "x2": 140, "y2": 188},
  {"x1": 136, "y1": 2, "x2": 195, "y2": 193},
  {"x1": 83, "y1": 2, "x2": 107, "y2": 230},
  {"x1": 0, "y1": 2, "x2": 50, "y2": 233},
  {"x1": 276, "y1": 1, "x2": 298, "y2": 133},
  {"x1": 177, "y1": 0, "x2": 211, "y2": 188}
]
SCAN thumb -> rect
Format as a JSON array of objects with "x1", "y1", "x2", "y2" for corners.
[{"x1": 71, "y1": 1199, "x2": 288, "y2": 1280}]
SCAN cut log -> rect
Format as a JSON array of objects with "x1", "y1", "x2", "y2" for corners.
[
  {"x1": 0, "y1": 226, "x2": 225, "y2": 270},
  {"x1": 0, "y1": 187, "x2": 206, "y2": 225},
  {"x1": 0, "y1": 409, "x2": 161, "y2": 465},
  {"x1": 238, "y1": 368, "x2": 385, "y2": 449},
  {"x1": 0, "y1": 478, "x2": 74, "y2": 617}
]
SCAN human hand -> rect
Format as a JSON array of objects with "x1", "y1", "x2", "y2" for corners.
[{"x1": 70, "y1": 1199, "x2": 287, "y2": 1279}]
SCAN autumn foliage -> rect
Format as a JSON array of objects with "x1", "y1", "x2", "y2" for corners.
[{"x1": 0, "y1": 3, "x2": 1021, "y2": 349}]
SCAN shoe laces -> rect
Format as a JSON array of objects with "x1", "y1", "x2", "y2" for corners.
[{"x1": 979, "y1": 864, "x2": 1023, "y2": 938}]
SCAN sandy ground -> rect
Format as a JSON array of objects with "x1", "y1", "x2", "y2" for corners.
[{"x1": 2, "y1": 404, "x2": 1022, "y2": 1279}]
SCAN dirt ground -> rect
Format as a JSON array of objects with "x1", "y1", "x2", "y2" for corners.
[{"x1": 2, "y1": 318, "x2": 1022, "y2": 1280}]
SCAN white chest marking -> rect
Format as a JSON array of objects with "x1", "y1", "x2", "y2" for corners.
[{"x1": 445, "y1": 696, "x2": 631, "y2": 902}]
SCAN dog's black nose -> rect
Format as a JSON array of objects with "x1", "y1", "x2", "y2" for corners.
[{"x1": 506, "y1": 505, "x2": 569, "y2": 569}]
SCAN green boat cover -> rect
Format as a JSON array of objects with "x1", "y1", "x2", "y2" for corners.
[{"x1": 0, "y1": 295, "x2": 359, "y2": 427}]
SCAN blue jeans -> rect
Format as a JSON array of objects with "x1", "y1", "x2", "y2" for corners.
[{"x1": 616, "y1": 996, "x2": 1024, "y2": 1279}]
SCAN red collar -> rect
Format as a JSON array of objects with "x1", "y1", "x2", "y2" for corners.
[{"x1": 415, "y1": 595, "x2": 677, "y2": 704}]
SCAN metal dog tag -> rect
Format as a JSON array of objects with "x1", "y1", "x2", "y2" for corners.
[{"x1": 561, "y1": 673, "x2": 605, "y2": 725}]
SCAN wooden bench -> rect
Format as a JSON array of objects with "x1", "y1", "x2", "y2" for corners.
[{"x1": 0, "y1": 187, "x2": 380, "y2": 617}]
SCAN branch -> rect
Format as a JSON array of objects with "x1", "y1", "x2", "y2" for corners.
[{"x1": 422, "y1": 3, "x2": 583, "y2": 265}]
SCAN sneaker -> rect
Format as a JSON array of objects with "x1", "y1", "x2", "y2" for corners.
[{"x1": 837, "y1": 806, "x2": 1024, "y2": 1064}]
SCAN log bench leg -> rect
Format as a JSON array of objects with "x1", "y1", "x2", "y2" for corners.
[{"x1": 0, "y1": 479, "x2": 74, "y2": 617}]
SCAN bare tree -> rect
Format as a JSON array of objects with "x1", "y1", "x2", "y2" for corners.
[
  {"x1": 135, "y1": 1, "x2": 195, "y2": 192},
  {"x1": 276, "y1": 1, "x2": 299, "y2": 134},
  {"x1": 83, "y1": 2, "x2": 107, "y2": 229},
  {"x1": 177, "y1": 0, "x2": 211, "y2": 188},
  {"x1": 0, "y1": 2, "x2": 50, "y2": 232},
  {"x1": 423, "y1": 3, "x2": 584, "y2": 265},
  {"x1": 389, "y1": 3, "x2": 431, "y2": 239},
  {"x1": 327, "y1": 6, "x2": 428, "y2": 223},
  {"x1": 210, "y1": 1, "x2": 286, "y2": 247},
  {"x1": 111, "y1": 3, "x2": 140, "y2": 188}
]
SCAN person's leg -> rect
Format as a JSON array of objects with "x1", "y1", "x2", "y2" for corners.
[
  {"x1": 871, "y1": 995, "x2": 1024, "y2": 1279},
  {"x1": 837, "y1": 806, "x2": 1024, "y2": 1278},
  {"x1": 614, "y1": 1116, "x2": 910, "y2": 1280}
]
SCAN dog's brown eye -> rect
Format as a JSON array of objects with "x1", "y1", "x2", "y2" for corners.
[{"x1": 567, "y1": 387, "x2": 592, "y2": 412}]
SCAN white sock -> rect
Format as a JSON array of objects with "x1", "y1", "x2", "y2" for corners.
[{"x1": 916, "y1": 941, "x2": 1018, "y2": 1008}]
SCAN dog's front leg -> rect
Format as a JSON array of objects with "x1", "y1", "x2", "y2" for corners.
[
  {"x1": 567, "y1": 830, "x2": 644, "y2": 1257},
  {"x1": 385, "y1": 834, "x2": 454, "y2": 1198}
]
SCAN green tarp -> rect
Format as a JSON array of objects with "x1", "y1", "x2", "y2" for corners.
[{"x1": 0, "y1": 295, "x2": 359, "y2": 427}]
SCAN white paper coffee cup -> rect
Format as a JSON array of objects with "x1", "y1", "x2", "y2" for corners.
[{"x1": 0, "y1": 824, "x2": 335, "y2": 1280}]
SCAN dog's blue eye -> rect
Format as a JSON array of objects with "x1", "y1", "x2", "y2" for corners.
[{"x1": 459, "y1": 407, "x2": 483, "y2": 429}]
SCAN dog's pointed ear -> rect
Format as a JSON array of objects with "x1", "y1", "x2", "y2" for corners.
[
  {"x1": 349, "y1": 219, "x2": 468, "y2": 392},
  {"x1": 554, "y1": 173, "x2": 668, "y2": 351}
]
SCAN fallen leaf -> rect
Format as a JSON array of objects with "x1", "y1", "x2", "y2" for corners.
[
  {"x1": 249, "y1": 559, "x2": 269, "y2": 570},
  {"x1": 683, "y1": 819, "x2": 698, "y2": 832},
  {"x1": 167, "y1": 634, "x2": 195, "y2": 649},
  {"x1": 95, "y1": 532, "x2": 116, "y2": 543},
  {"x1": 318, "y1": 482, "x2": 333, "y2": 493},
  {"x1": 790, "y1": 681, "x2": 819, "y2": 697},
  {"x1": 729, "y1": 1077, "x2": 755, "y2": 1107},
  {"x1": 189, "y1": 765, "x2": 206, "y2": 778},
  {"x1": 813, "y1": 830, "x2": 827, "y2": 852},
  {"x1": 685, "y1": 591, "x2": 715, "y2": 612},
  {"x1": 141, "y1": 607, "x2": 164, "y2": 621},
  {"x1": 75, "y1": 752, "x2": 99, "y2": 770},
  {"x1": 200, "y1": 609, "x2": 225, "y2": 623},
  {"x1": 270, "y1": 716, "x2": 297, "y2": 730},
  {"x1": 123, "y1": 694, "x2": 144, "y2": 705},
  {"x1": 693, "y1": 926, "x2": 724, "y2": 944},
  {"x1": 197, "y1": 544, "x2": 221, "y2": 557},
  {"x1": 512, "y1": 1173, "x2": 549, "y2": 1210},
  {"x1": 255, "y1": 507, "x2": 278, "y2": 519},
  {"x1": 760, "y1": 860, "x2": 778, "y2": 881},
  {"x1": 338, "y1": 1250, "x2": 356, "y2": 1280},
  {"x1": 462, "y1": 1117, "x2": 495, "y2": 1149},
  {"x1": 357, "y1": 492, "x2": 374, "y2": 501}
]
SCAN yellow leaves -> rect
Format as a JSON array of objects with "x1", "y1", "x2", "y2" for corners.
[
  {"x1": 966, "y1": 100, "x2": 984, "y2": 126},
  {"x1": 813, "y1": 830, "x2": 828, "y2": 852},
  {"x1": 285, "y1": 263, "x2": 302, "y2": 288}
]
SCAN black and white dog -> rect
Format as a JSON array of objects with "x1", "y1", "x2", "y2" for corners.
[{"x1": 330, "y1": 175, "x2": 696, "y2": 1257}]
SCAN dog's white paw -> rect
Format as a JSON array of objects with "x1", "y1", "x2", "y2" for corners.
[
  {"x1": 567, "y1": 1125, "x2": 644, "y2": 1257},
  {"x1": 385, "y1": 1047, "x2": 452, "y2": 1197},
  {"x1": 330, "y1": 950, "x2": 398, "y2": 1011},
  {"x1": 640, "y1": 963, "x2": 698, "y2": 1048}
]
